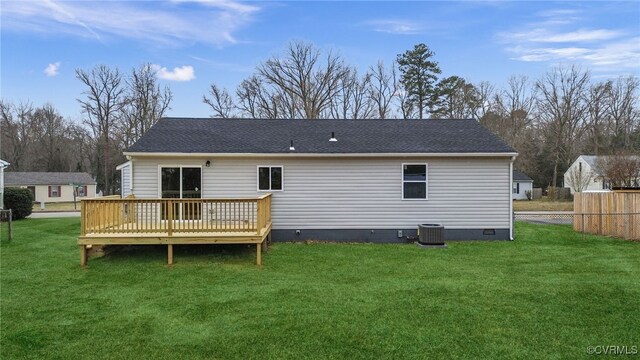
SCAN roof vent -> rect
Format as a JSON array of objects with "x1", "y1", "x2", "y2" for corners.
[
  {"x1": 329, "y1": 132, "x2": 337, "y2": 142},
  {"x1": 289, "y1": 140, "x2": 295, "y2": 151}
]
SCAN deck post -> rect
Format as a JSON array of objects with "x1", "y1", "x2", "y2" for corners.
[
  {"x1": 167, "y1": 200, "x2": 174, "y2": 236},
  {"x1": 80, "y1": 245, "x2": 87, "y2": 267},
  {"x1": 256, "y1": 243, "x2": 262, "y2": 265},
  {"x1": 168, "y1": 244, "x2": 174, "y2": 265}
]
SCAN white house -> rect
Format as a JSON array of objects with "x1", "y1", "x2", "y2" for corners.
[
  {"x1": 116, "y1": 118, "x2": 518, "y2": 241},
  {"x1": 563, "y1": 155, "x2": 618, "y2": 194},
  {"x1": 4, "y1": 172, "x2": 97, "y2": 203},
  {"x1": 512, "y1": 170, "x2": 533, "y2": 200},
  {"x1": 0, "y1": 159, "x2": 9, "y2": 209}
]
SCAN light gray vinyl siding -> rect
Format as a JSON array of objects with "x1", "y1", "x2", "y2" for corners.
[
  {"x1": 131, "y1": 157, "x2": 511, "y2": 229},
  {"x1": 120, "y1": 164, "x2": 131, "y2": 197}
]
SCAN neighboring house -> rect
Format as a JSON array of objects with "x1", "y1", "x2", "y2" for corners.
[
  {"x1": 118, "y1": 118, "x2": 518, "y2": 241},
  {"x1": 512, "y1": 170, "x2": 533, "y2": 200},
  {"x1": 0, "y1": 159, "x2": 9, "y2": 209},
  {"x1": 4, "y1": 172, "x2": 97, "y2": 203},
  {"x1": 563, "y1": 155, "x2": 639, "y2": 194}
]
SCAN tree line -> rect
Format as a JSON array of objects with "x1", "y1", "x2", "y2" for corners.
[
  {"x1": 1, "y1": 64, "x2": 171, "y2": 194},
  {"x1": 2, "y1": 41, "x2": 639, "y2": 194}
]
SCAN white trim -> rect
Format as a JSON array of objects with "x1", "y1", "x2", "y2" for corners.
[
  {"x1": 125, "y1": 152, "x2": 518, "y2": 158},
  {"x1": 256, "y1": 165, "x2": 284, "y2": 192},
  {"x1": 401, "y1": 163, "x2": 428, "y2": 201},
  {"x1": 115, "y1": 161, "x2": 131, "y2": 170},
  {"x1": 130, "y1": 161, "x2": 134, "y2": 194},
  {"x1": 509, "y1": 157, "x2": 514, "y2": 241}
]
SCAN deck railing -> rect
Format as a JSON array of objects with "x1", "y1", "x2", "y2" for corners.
[{"x1": 80, "y1": 194, "x2": 272, "y2": 236}]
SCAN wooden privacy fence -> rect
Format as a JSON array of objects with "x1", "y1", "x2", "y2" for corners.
[
  {"x1": 81, "y1": 194, "x2": 272, "y2": 236},
  {"x1": 574, "y1": 192, "x2": 640, "y2": 240}
]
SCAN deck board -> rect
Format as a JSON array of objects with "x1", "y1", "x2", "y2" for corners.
[{"x1": 79, "y1": 224, "x2": 271, "y2": 245}]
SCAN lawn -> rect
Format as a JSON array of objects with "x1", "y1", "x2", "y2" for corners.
[
  {"x1": 513, "y1": 199, "x2": 574, "y2": 212},
  {"x1": 1, "y1": 219, "x2": 638, "y2": 359},
  {"x1": 32, "y1": 201, "x2": 80, "y2": 212}
]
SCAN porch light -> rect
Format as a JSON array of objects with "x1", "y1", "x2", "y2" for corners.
[
  {"x1": 205, "y1": 160, "x2": 211, "y2": 167},
  {"x1": 329, "y1": 132, "x2": 337, "y2": 142},
  {"x1": 289, "y1": 140, "x2": 295, "y2": 151}
]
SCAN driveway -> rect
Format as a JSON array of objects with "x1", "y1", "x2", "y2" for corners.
[
  {"x1": 514, "y1": 211, "x2": 574, "y2": 225},
  {"x1": 29, "y1": 211, "x2": 80, "y2": 218}
]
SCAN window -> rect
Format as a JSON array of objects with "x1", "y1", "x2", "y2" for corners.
[
  {"x1": 77, "y1": 186, "x2": 88, "y2": 197},
  {"x1": 49, "y1": 185, "x2": 61, "y2": 198},
  {"x1": 258, "y1": 166, "x2": 283, "y2": 191},
  {"x1": 160, "y1": 167, "x2": 202, "y2": 199},
  {"x1": 512, "y1": 183, "x2": 520, "y2": 194},
  {"x1": 402, "y1": 164, "x2": 427, "y2": 200}
]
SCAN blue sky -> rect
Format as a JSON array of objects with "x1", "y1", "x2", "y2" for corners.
[{"x1": 1, "y1": 1, "x2": 639, "y2": 120}]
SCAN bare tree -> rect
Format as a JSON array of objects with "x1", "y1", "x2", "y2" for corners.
[
  {"x1": 329, "y1": 67, "x2": 373, "y2": 119},
  {"x1": 120, "y1": 64, "x2": 172, "y2": 147},
  {"x1": 494, "y1": 76, "x2": 537, "y2": 144},
  {"x1": 30, "y1": 104, "x2": 69, "y2": 171},
  {"x1": 396, "y1": 87, "x2": 415, "y2": 119},
  {"x1": 565, "y1": 165, "x2": 594, "y2": 193},
  {"x1": 608, "y1": 76, "x2": 639, "y2": 150},
  {"x1": 368, "y1": 61, "x2": 398, "y2": 119},
  {"x1": 473, "y1": 81, "x2": 495, "y2": 120},
  {"x1": 596, "y1": 152, "x2": 640, "y2": 188},
  {"x1": 0, "y1": 101, "x2": 34, "y2": 170},
  {"x1": 76, "y1": 65, "x2": 126, "y2": 195},
  {"x1": 535, "y1": 66, "x2": 590, "y2": 190},
  {"x1": 258, "y1": 41, "x2": 348, "y2": 118},
  {"x1": 584, "y1": 80, "x2": 612, "y2": 155},
  {"x1": 203, "y1": 83, "x2": 236, "y2": 118}
]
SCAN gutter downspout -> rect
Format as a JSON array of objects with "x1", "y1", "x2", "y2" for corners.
[{"x1": 509, "y1": 156, "x2": 515, "y2": 241}]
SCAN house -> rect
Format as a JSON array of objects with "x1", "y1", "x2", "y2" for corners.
[
  {"x1": 512, "y1": 170, "x2": 533, "y2": 200},
  {"x1": 80, "y1": 118, "x2": 517, "y2": 265},
  {"x1": 113, "y1": 118, "x2": 516, "y2": 242},
  {"x1": 564, "y1": 155, "x2": 606, "y2": 194},
  {"x1": 4, "y1": 172, "x2": 97, "y2": 203},
  {"x1": 564, "y1": 155, "x2": 640, "y2": 194},
  {"x1": 0, "y1": 159, "x2": 9, "y2": 209}
]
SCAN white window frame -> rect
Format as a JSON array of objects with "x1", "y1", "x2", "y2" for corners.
[
  {"x1": 50, "y1": 185, "x2": 61, "y2": 198},
  {"x1": 401, "y1": 163, "x2": 428, "y2": 200},
  {"x1": 256, "y1": 165, "x2": 284, "y2": 192},
  {"x1": 157, "y1": 165, "x2": 203, "y2": 199}
]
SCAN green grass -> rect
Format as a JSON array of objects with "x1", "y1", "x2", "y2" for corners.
[{"x1": 1, "y1": 219, "x2": 638, "y2": 359}]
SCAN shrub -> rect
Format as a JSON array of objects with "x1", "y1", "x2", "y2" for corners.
[
  {"x1": 4, "y1": 187, "x2": 34, "y2": 220},
  {"x1": 525, "y1": 190, "x2": 532, "y2": 200}
]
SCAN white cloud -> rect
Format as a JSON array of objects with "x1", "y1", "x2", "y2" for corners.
[
  {"x1": 365, "y1": 20, "x2": 423, "y2": 35},
  {"x1": 505, "y1": 28, "x2": 622, "y2": 44},
  {"x1": 44, "y1": 62, "x2": 61, "y2": 76},
  {"x1": 152, "y1": 65, "x2": 196, "y2": 81},
  {"x1": 498, "y1": 8, "x2": 639, "y2": 71},
  {"x1": 1, "y1": 0, "x2": 259, "y2": 46}
]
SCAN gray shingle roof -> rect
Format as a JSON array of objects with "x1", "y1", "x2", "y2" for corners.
[
  {"x1": 126, "y1": 118, "x2": 516, "y2": 154},
  {"x1": 4, "y1": 172, "x2": 96, "y2": 186},
  {"x1": 513, "y1": 170, "x2": 533, "y2": 181},
  {"x1": 580, "y1": 155, "x2": 599, "y2": 169}
]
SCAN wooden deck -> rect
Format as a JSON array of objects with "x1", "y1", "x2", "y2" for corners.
[{"x1": 78, "y1": 194, "x2": 272, "y2": 266}]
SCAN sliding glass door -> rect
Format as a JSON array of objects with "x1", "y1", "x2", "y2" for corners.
[{"x1": 161, "y1": 167, "x2": 201, "y2": 220}]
